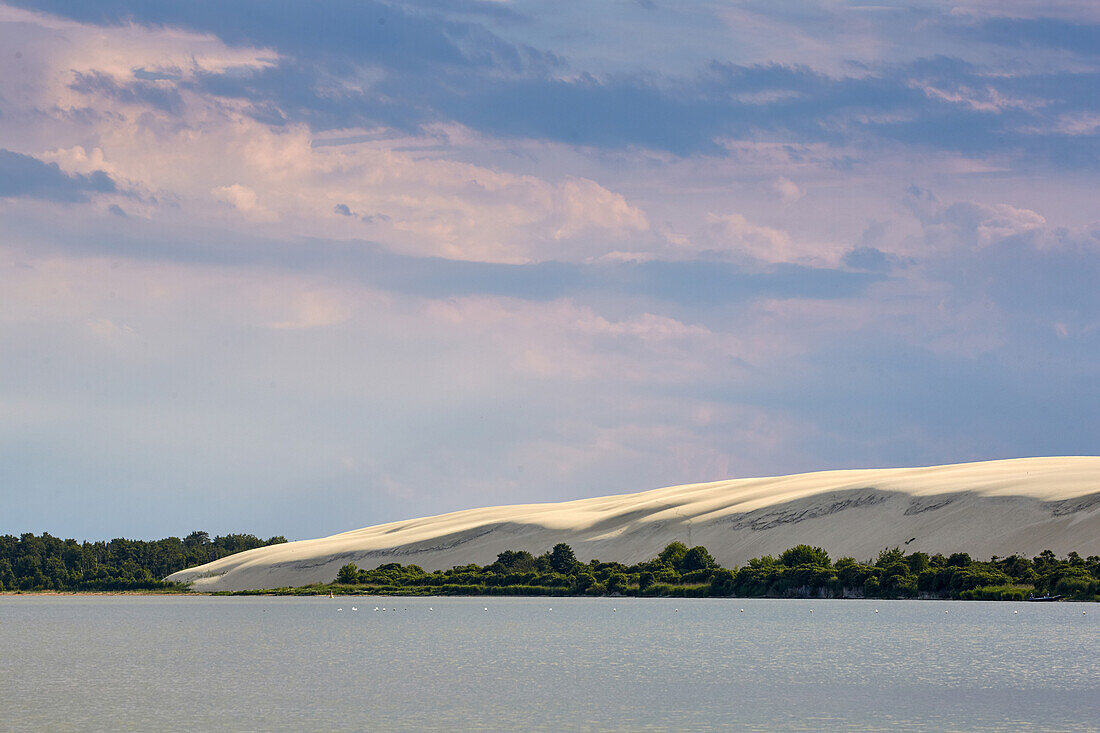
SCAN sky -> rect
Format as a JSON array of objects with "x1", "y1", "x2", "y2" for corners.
[{"x1": 1, "y1": 0, "x2": 1097, "y2": 541}]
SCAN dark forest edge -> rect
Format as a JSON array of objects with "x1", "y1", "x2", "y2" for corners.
[
  {"x1": 268, "y1": 542, "x2": 1097, "y2": 601},
  {"x1": 0, "y1": 532, "x2": 286, "y2": 592},
  {"x1": 2, "y1": 534, "x2": 1097, "y2": 600}
]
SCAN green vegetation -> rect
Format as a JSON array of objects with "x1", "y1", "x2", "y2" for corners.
[
  {"x1": 308, "y1": 543, "x2": 1100, "y2": 601},
  {"x1": 4, "y1": 532, "x2": 1096, "y2": 601},
  {"x1": 0, "y1": 531, "x2": 286, "y2": 592}
]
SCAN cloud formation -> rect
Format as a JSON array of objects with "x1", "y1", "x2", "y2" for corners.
[
  {"x1": 0, "y1": 0, "x2": 1097, "y2": 540},
  {"x1": 0, "y1": 149, "x2": 116, "y2": 201}
]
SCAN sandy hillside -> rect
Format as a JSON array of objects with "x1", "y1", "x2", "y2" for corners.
[{"x1": 167, "y1": 457, "x2": 1100, "y2": 591}]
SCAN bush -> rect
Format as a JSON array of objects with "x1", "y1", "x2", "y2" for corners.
[
  {"x1": 658, "y1": 542, "x2": 688, "y2": 568},
  {"x1": 335, "y1": 564, "x2": 359, "y2": 584},
  {"x1": 781, "y1": 545, "x2": 831, "y2": 568},
  {"x1": 709, "y1": 568, "x2": 735, "y2": 596},
  {"x1": 681, "y1": 546, "x2": 718, "y2": 571},
  {"x1": 1055, "y1": 573, "x2": 1097, "y2": 600},
  {"x1": 681, "y1": 568, "x2": 716, "y2": 584},
  {"x1": 958, "y1": 585, "x2": 1030, "y2": 601},
  {"x1": 607, "y1": 573, "x2": 628, "y2": 593}
]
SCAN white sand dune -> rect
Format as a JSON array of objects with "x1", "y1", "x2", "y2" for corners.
[{"x1": 168, "y1": 457, "x2": 1100, "y2": 591}]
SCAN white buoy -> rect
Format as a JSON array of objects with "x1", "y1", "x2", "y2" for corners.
[
  {"x1": 429, "y1": 607, "x2": 433, "y2": 611},
  {"x1": 352, "y1": 607, "x2": 358, "y2": 611},
  {"x1": 484, "y1": 607, "x2": 488, "y2": 611},
  {"x1": 548, "y1": 608, "x2": 552, "y2": 611},
  {"x1": 1014, "y1": 610, "x2": 1018, "y2": 614},
  {"x1": 809, "y1": 609, "x2": 813, "y2": 614},
  {"x1": 374, "y1": 607, "x2": 379, "y2": 611},
  {"x1": 740, "y1": 609, "x2": 744, "y2": 613},
  {"x1": 945, "y1": 610, "x2": 949, "y2": 614},
  {"x1": 612, "y1": 608, "x2": 617, "y2": 612},
  {"x1": 674, "y1": 608, "x2": 679, "y2": 612},
  {"x1": 874, "y1": 609, "x2": 879, "y2": 613},
  {"x1": 337, "y1": 608, "x2": 343, "y2": 612}
]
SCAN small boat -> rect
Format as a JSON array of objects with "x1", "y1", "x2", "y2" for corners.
[{"x1": 1026, "y1": 594, "x2": 1063, "y2": 602}]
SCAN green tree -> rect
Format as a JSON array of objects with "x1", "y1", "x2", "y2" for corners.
[
  {"x1": 183, "y1": 531, "x2": 210, "y2": 548},
  {"x1": 1054, "y1": 567, "x2": 1096, "y2": 599},
  {"x1": 653, "y1": 568, "x2": 680, "y2": 584},
  {"x1": 572, "y1": 572, "x2": 596, "y2": 594},
  {"x1": 336, "y1": 563, "x2": 360, "y2": 584},
  {"x1": 780, "y1": 545, "x2": 831, "y2": 568},
  {"x1": 947, "y1": 552, "x2": 972, "y2": 567},
  {"x1": 1000, "y1": 555, "x2": 1035, "y2": 583},
  {"x1": 906, "y1": 552, "x2": 930, "y2": 574},
  {"x1": 835, "y1": 558, "x2": 873, "y2": 589},
  {"x1": 547, "y1": 543, "x2": 579, "y2": 573},
  {"x1": 495, "y1": 550, "x2": 536, "y2": 571},
  {"x1": 681, "y1": 546, "x2": 718, "y2": 571},
  {"x1": 658, "y1": 542, "x2": 688, "y2": 568},
  {"x1": 876, "y1": 547, "x2": 906, "y2": 568},
  {"x1": 0, "y1": 558, "x2": 18, "y2": 589},
  {"x1": 709, "y1": 568, "x2": 736, "y2": 596},
  {"x1": 880, "y1": 562, "x2": 915, "y2": 597}
]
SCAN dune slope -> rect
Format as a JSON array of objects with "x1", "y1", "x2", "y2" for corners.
[{"x1": 168, "y1": 457, "x2": 1100, "y2": 591}]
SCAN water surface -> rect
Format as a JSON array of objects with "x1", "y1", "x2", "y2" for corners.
[{"x1": 1, "y1": 596, "x2": 1096, "y2": 732}]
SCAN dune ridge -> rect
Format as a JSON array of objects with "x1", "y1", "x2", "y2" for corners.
[{"x1": 167, "y1": 457, "x2": 1100, "y2": 591}]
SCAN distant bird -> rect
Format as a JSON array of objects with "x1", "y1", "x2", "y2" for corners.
[
  {"x1": 809, "y1": 609, "x2": 813, "y2": 614},
  {"x1": 484, "y1": 607, "x2": 488, "y2": 611},
  {"x1": 612, "y1": 608, "x2": 616, "y2": 612},
  {"x1": 1014, "y1": 610, "x2": 1018, "y2": 614},
  {"x1": 429, "y1": 607, "x2": 433, "y2": 611},
  {"x1": 874, "y1": 609, "x2": 879, "y2": 613},
  {"x1": 740, "y1": 609, "x2": 744, "y2": 613},
  {"x1": 337, "y1": 608, "x2": 343, "y2": 612},
  {"x1": 548, "y1": 608, "x2": 552, "y2": 611},
  {"x1": 351, "y1": 607, "x2": 358, "y2": 611}
]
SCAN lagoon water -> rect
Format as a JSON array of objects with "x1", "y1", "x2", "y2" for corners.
[{"x1": 1, "y1": 596, "x2": 1097, "y2": 732}]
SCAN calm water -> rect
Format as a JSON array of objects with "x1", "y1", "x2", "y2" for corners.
[{"x1": 0, "y1": 596, "x2": 1096, "y2": 732}]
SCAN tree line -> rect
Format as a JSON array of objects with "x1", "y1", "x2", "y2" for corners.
[
  {"x1": 3, "y1": 532, "x2": 1096, "y2": 599},
  {"x1": 328, "y1": 542, "x2": 1100, "y2": 601},
  {"x1": 0, "y1": 531, "x2": 286, "y2": 591}
]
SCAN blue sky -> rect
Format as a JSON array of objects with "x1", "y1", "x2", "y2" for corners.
[{"x1": 1, "y1": 0, "x2": 1097, "y2": 540}]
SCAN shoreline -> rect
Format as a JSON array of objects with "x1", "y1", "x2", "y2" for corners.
[
  {"x1": 3, "y1": 590, "x2": 1092, "y2": 602},
  {"x1": 0, "y1": 590, "x2": 203, "y2": 596}
]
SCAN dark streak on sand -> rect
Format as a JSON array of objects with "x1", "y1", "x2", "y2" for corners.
[
  {"x1": 904, "y1": 496, "x2": 957, "y2": 516},
  {"x1": 723, "y1": 491, "x2": 887, "y2": 531},
  {"x1": 1048, "y1": 492, "x2": 1100, "y2": 516}
]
